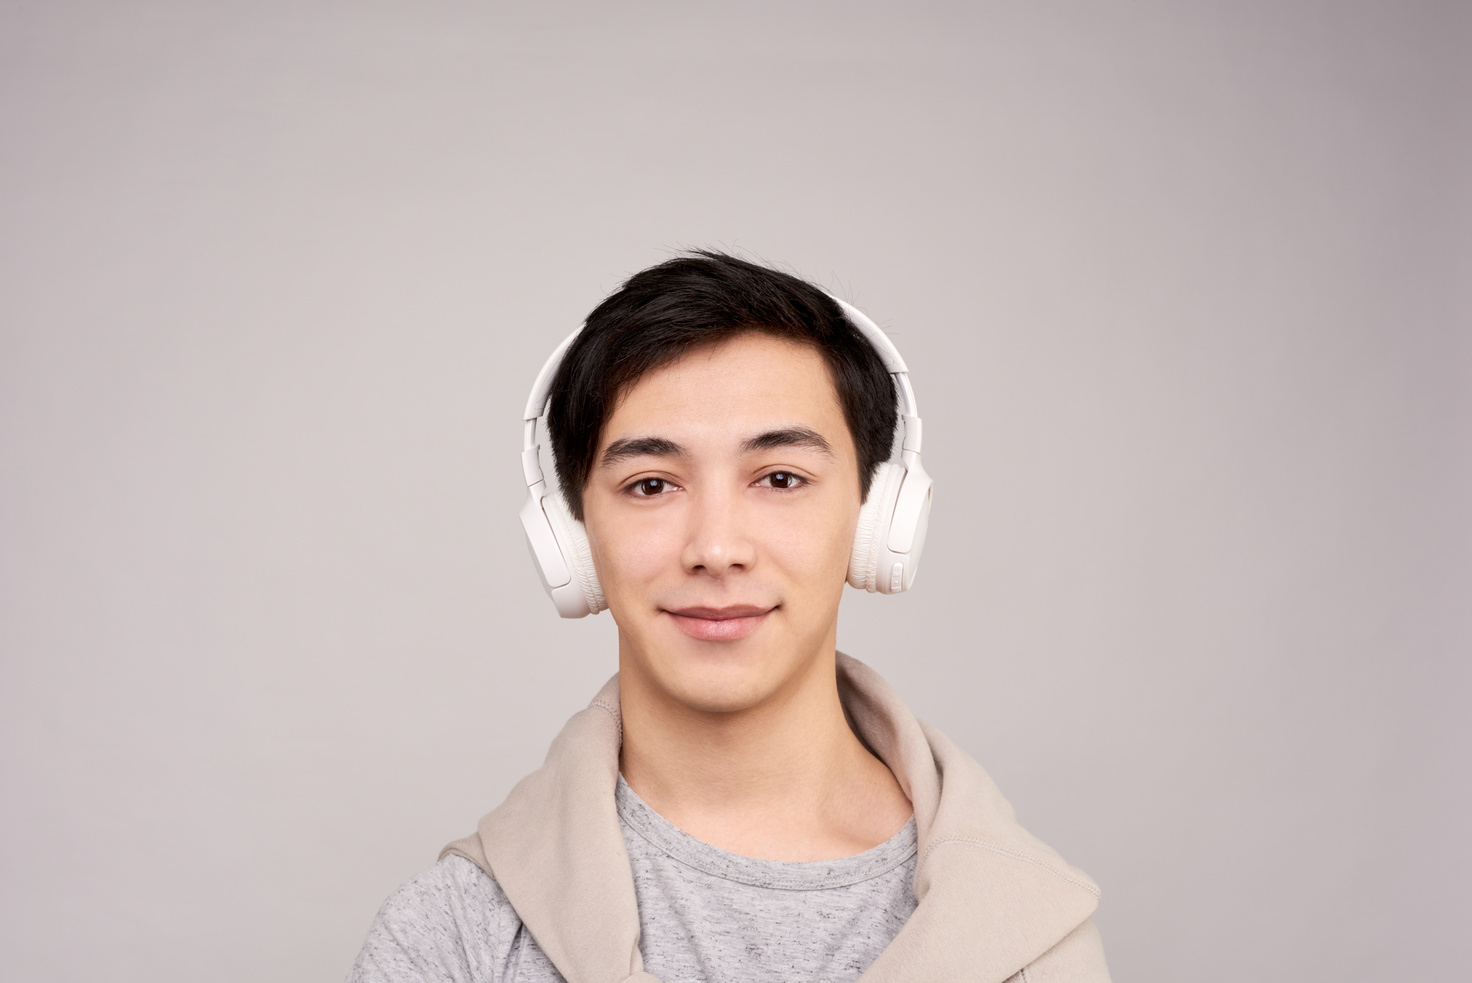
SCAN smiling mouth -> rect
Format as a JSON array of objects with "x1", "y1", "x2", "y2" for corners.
[{"x1": 664, "y1": 605, "x2": 775, "y2": 641}]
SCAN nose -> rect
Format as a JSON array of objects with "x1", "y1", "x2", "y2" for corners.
[{"x1": 680, "y1": 485, "x2": 755, "y2": 578}]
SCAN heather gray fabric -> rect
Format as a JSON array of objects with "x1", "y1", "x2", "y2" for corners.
[
  {"x1": 616, "y1": 776, "x2": 919, "y2": 982},
  {"x1": 348, "y1": 779, "x2": 919, "y2": 983},
  {"x1": 438, "y1": 654, "x2": 1110, "y2": 982},
  {"x1": 349, "y1": 857, "x2": 519, "y2": 982}
]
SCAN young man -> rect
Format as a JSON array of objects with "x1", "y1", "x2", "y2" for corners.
[{"x1": 348, "y1": 253, "x2": 1110, "y2": 983}]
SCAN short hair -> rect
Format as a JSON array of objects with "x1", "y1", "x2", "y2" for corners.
[{"x1": 546, "y1": 251, "x2": 898, "y2": 521}]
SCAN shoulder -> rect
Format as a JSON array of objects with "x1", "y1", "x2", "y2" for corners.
[{"x1": 347, "y1": 856, "x2": 518, "y2": 983}]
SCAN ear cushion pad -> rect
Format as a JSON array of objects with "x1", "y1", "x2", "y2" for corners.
[
  {"x1": 849, "y1": 462, "x2": 901, "y2": 591},
  {"x1": 544, "y1": 490, "x2": 607, "y2": 615}
]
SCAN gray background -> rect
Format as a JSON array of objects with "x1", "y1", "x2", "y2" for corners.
[{"x1": 2, "y1": 1, "x2": 1467, "y2": 980}]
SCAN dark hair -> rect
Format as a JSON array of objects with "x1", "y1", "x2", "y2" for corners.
[{"x1": 546, "y1": 251, "x2": 897, "y2": 520}]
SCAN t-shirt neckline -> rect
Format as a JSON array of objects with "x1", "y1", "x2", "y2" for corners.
[{"x1": 615, "y1": 774, "x2": 918, "y2": 892}]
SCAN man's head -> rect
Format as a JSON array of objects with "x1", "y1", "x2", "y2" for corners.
[
  {"x1": 544, "y1": 253, "x2": 899, "y2": 713},
  {"x1": 546, "y1": 252, "x2": 897, "y2": 522}
]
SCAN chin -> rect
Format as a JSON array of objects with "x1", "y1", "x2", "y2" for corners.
[
  {"x1": 663, "y1": 673, "x2": 788, "y2": 715},
  {"x1": 656, "y1": 641, "x2": 782, "y2": 713},
  {"x1": 622, "y1": 620, "x2": 827, "y2": 716}
]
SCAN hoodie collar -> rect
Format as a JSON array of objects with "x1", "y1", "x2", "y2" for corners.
[{"x1": 443, "y1": 654, "x2": 1100, "y2": 983}]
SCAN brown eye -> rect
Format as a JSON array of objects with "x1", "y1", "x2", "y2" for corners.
[
  {"x1": 764, "y1": 472, "x2": 803, "y2": 489},
  {"x1": 634, "y1": 478, "x2": 667, "y2": 496}
]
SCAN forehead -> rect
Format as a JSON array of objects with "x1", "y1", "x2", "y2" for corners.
[{"x1": 601, "y1": 332, "x2": 849, "y2": 448}]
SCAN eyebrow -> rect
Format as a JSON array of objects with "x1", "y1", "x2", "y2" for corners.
[
  {"x1": 598, "y1": 427, "x2": 834, "y2": 469},
  {"x1": 741, "y1": 427, "x2": 834, "y2": 457},
  {"x1": 599, "y1": 436, "x2": 687, "y2": 468}
]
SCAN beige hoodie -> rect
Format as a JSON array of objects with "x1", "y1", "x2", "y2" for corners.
[{"x1": 443, "y1": 654, "x2": 1111, "y2": 983}]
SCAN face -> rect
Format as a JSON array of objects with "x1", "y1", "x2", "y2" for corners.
[{"x1": 581, "y1": 332, "x2": 863, "y2": 715}]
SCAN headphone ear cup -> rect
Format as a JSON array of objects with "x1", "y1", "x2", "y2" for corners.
[
  {"x1": 543, "y1": 490, "x2": 607, "y2": 616},
  {"x1": 849, "y1": 462, "x2": 902, "y2": 591}
]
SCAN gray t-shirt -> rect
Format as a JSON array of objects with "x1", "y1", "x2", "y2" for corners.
[{"x1": 349, "y1": 777, "x2": 918, "y2": 983}]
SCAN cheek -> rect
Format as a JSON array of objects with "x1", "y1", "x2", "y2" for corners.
[
  {"x1": 586, "y1": 514, "x2": 681, "y2": 593},
  {"x1": 765, "y1": 504, "x2": 856, "y2": 584}
]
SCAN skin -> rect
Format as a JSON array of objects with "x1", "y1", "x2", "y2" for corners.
[{"x1": 581, "y1": 331, "x2": 912, "y2": 862}]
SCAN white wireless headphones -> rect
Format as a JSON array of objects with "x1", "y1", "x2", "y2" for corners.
[{"x1": 518, "y1": 296, "x2": 933, "y2": 618}]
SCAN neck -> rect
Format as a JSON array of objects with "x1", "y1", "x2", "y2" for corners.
[{"x1": 616, "y1": 635, "x2": 912, "y2": 861}]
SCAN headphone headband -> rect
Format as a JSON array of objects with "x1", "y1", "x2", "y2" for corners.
[{"x1": 523, "y1": 328, "x2": 581, "y2": 423}]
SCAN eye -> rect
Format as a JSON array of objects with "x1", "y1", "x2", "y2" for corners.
[
  {"x1": 758, "y1": 471, "x2": 807, "y2": 490},
  {"x1": 628, "y1": 477, "x2": 673, "y2": 497}
]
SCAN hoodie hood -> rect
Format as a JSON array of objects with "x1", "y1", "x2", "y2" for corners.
[{"x1": 442, "y1": 654, "x2": 1102, "y2": 983}]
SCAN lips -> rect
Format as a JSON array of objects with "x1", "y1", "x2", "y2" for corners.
[{"x1": 664, "y1": 604, "x2": 774, "y2": 641}]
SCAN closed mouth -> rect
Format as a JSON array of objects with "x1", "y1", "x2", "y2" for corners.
[
  {"x1": 664, "y1": 605, "x2": 773, "y2": 620},
  {"x1": 663, "y1": 604, "x2": 775, "y2": 641}
]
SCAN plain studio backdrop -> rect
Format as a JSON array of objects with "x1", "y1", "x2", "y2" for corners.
[{"x1": 1, "y1": 1, "x2": 1467, "y2": 980}]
